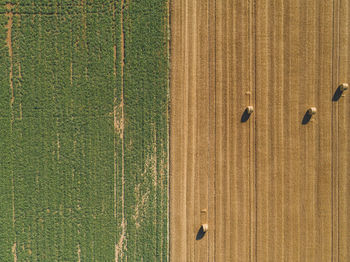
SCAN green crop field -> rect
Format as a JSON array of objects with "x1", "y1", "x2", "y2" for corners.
[{"x1": 0, "y1": 0, "x2": 168, "y2": 261}]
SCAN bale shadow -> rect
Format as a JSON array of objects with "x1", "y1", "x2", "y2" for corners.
[
  {"x1": 196, "y1": 225, "x2": 206, "y2": 240},
  {"x1": 241, "y1": 108, "x2": 251, "y2": 122},
  {"x1": 332, "y1": 85, "x2": 344, "y2": 102},
  {"x1": 302, "y1": 111, "x2": 312, "y2": 125}
]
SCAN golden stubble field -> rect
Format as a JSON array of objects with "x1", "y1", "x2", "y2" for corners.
[{"x1": 170, "y1": 0, "x2": 350, "y2": 261}]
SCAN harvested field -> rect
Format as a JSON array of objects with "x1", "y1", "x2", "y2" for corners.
[{"x1": 170, "y1": 0, "x2": 350, "y2": 261}]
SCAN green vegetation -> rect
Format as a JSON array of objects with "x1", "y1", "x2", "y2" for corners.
[{"x1": 0, "y1": 1, "x2": 168, "y2": 261}]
